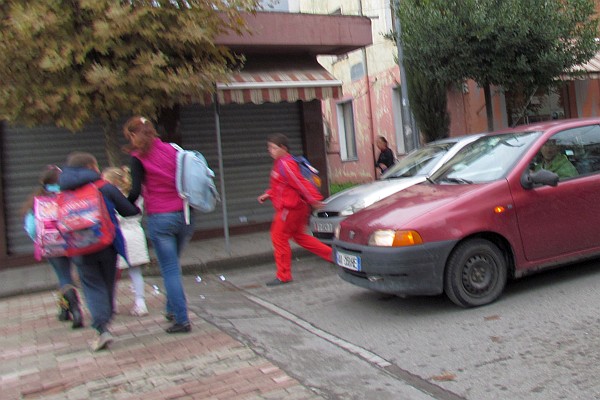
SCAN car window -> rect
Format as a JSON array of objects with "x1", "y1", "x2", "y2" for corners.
[
  {"x1": 381, "y1": 142, "x2": 455, "y2": 179},
  {"x1": 530, "y1": 125, "x2": 600, "y2": 179},
  {"x1": 431, "y1": 132, "x2": 542, "y2": 184}
]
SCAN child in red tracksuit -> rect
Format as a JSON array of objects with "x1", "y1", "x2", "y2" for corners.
[{"x1": 258, "y1": 133, "x2": 333, "y2": 286}]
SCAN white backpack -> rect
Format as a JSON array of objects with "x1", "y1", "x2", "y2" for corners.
[{"x1": 171, "y1": 144, "x2": 220, "y2": 224}]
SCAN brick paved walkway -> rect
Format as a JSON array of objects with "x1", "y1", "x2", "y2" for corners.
[{"x1": 0, "y1": 281, "x2": 324, "y2": 400}]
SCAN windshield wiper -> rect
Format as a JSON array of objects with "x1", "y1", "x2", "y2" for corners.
[
  {"x1": 425, "y1": 176, "x2": 436, "y2": 184},
  {"x1": 440, "y1": 177, "x2": 473, "y2": 184}
]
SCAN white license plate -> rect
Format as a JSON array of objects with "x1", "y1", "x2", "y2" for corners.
[
  {"x1": 336, "y1": 250, "x2": 361, "y2": 271},
  {"x1": 313, "y1": 221, "x2": 334, "y2": 233}
]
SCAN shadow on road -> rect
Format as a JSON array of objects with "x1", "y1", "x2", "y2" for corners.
[{"x1": 333, "y1": 257, "x2": 600, "y2": 315}]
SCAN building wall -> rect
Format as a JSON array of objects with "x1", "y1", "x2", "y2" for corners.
[
  {"x1": 0, "y1": 100, "x2": 328, "y2": 268},
  {"x1": 575, "y1": 80, "x2": 600, "y2": 117},
  {"x1": 302, "y1": 0, "x2": 600, "y2": 185},
  {"x1": 447, "y1": 82, "x2": 510, "y2": 136},
  {"x1": 300, "y1": 0, "x2": 401, "y2": 184}
]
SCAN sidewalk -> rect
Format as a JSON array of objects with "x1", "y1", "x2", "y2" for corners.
[
  {"x1": 0, "y1": 230, "x2": 307, "y2": 299},
  {"x1": 0, "y1": 231, "x2": 322, "y2": 400}
]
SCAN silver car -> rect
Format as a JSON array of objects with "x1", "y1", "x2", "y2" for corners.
[{"x1": 310, "y1": 134, "x2": 484, "y2": 243}]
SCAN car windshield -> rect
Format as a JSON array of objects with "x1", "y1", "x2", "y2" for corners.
[
  {"x1": 430, "y1": 131, "x2": 542, "y2": 184},
  {"x1": 381, "y1": 142, "x2": 456, "y2": 179}
]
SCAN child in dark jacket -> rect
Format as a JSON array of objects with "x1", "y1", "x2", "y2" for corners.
[{"x1": 59, "y1": 152, "x2": 140, "y2": 351}]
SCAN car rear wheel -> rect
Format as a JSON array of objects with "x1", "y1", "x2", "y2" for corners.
[{"x1": 444, "y1": 238, "x2": 507, "y2": 307}]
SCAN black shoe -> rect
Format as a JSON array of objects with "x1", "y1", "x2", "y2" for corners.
[
  {"x1": 56, "y1": 293, "x2": 70, "y2": 321},
  {"x1": 166, "y1": 322, "x2": 191, "y2": 334},
  {"x1": 57, "y1": 307, "x2": 70, "y2": 322},
  {"x1": 63, "y1": 287, "x2": 84, "y2": 329},
  {"x1": 165, "y1": 313, "x2": 175, "y2": 322},
  {"x1": 266, "y1": 278, "x2": 292, "y2": 287}
]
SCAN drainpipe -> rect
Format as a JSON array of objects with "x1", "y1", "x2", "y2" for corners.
[{"x1": 358, "y1": 0, "x2": 377, "y2": 178}]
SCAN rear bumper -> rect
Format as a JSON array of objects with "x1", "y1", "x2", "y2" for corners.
[{"x1": 333, "y1": 239, "x2": 457, "y2": 296}]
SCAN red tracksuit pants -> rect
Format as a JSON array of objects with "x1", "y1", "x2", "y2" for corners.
[{"x1": 271, "y1": 205, "x2": 332, "y2": 282}]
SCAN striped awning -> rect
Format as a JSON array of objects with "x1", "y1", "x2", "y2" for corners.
[
  {"x1": 198, "y1": 57, "x2": 342, "y2": 105},
  {"x1": 561, "y1": 50, "x2": 600, "y2": 80}
]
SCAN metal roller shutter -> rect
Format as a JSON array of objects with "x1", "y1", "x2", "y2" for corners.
[
  {"x1": 179, "y1": 102, "x2": 303, "y2": 231},
  {"x1": 3, "y1": 121, "x2": 123, "y2": 255},
  {"x1": 4, "y1": 101, "x2": 302, "y2": 254}
]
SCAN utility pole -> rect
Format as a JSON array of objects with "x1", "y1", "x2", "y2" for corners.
[{"x1": 392, "y1": 0, "x2": 419, "y2": 152}]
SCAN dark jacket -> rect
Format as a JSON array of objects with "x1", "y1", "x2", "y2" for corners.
[
  {"x1": 376, "y1": 148, "x2": 395, "y2": 173},
  {"x1": 59, "y1": 167, "x2": 140, "y2": 259}
]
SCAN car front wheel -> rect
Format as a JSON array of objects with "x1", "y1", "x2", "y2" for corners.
[{"x1": 444, "y1": 238, "x2": 507, "y2": 308}]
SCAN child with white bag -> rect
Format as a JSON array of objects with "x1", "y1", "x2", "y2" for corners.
[{"x1": 102, "y1": 167, "x2": 150, "y2": 316}]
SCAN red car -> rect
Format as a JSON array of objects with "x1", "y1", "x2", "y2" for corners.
[{"x1": 333, "y1": 118, "x2": 600, "y2": 307}]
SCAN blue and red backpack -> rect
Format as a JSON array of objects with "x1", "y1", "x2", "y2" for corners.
[{"x1": 56, "y1": 180, "x2": 115, "y2": 257}]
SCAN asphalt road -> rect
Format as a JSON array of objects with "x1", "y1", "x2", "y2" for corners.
[{"x1": 148, "y1": 255, "x2": 600, "y2": 399}]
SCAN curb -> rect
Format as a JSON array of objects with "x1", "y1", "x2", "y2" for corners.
[
  {"x1": 0, "y1": 248, "x2": 312, "y2": 299},
  {"x1": 151, "y1": 248, "x2": 311, "y2": 277}
]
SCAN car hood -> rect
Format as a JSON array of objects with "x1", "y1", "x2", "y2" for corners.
[
  {"x1": 322, "y1": 176, "x2": 426, "y2": 212},
  {"x1": 338, "y1": 183, "x2": 486, "y2": 240}
]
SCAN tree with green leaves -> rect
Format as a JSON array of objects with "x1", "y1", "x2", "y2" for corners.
[
  {"x1": 396, "y1": 0, "x2": 599, "y2": 131},
  {"x1": 405, "y1": 65, "x2": 450, "y2": 143},
  {"x1": 0, "y1": 0, "x2": 260, "y2": 165}
]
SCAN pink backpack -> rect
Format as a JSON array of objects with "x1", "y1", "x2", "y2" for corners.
[{"x1": 33, "y1": 195, "x2": 67, "y2": 260}]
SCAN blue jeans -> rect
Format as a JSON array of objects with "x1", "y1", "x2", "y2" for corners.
[
  {"x1": 47, "y1": 256, "x2": 74, "y2": 289},
  {"x1": 72, "y1": 246, "x2": 117, "y2": 333},
  {"x1": 147, "y1": 211, "x2": 195, "y2": 325}
]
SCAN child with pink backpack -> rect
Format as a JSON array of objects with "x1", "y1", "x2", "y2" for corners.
[{"x1": 22, "y1": 165, "x2": 83, "y2": 329}]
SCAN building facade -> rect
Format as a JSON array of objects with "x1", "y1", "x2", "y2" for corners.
[
  {"x1": 297, "y1": 0, "x2": 600, "y2": 185},
  {"x1": 0, "y1": 11, "x2": 372, "y2": 269}
]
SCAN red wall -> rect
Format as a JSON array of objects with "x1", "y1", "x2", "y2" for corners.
[
  {"x1": 324, "y1": 65, "x2": 600, "y2": 185},
  {"x1": 323, "y1": 67, "x2": 402, "y2": 184}
]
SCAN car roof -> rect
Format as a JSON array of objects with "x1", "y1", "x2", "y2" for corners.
[
  {"x1": 492, "y1": 117, "x2": 600, "y2": 135},
  {"x1": 428, "y1": 132, "x2": 487, "y2": 146}
]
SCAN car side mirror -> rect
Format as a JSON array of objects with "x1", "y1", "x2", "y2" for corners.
[{"x1": 521, "y1": 169, "x2": 560, "y2": 189}]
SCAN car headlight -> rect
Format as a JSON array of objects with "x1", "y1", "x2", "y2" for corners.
[
  {"x1": 368, "y1": 230, "x2": 423, "y2": 247},
  {"x1": 339, "y1": 199, "x2": 370, "y2": 216}
]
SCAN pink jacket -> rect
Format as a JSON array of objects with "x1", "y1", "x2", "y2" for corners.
[{"x1": 132, "y1": 139, "x2": 183, "y2": 214}]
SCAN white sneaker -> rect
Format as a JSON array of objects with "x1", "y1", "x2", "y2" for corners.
[
  {"x1": 130, "y1": 303, "x2": 148, "y2": 317},
  {"x1": 91, "y1": 332, "x2": 113, "y2": 352}
]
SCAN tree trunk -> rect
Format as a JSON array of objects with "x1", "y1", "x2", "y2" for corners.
[
  {"x1": 103, "y1": 119, "x2": 121, "y2": 167},
  {"x1": 484, "y1": 83, "x2": 494, "y2": 132}
]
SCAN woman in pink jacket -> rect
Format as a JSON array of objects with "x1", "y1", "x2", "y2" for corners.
[{"x1": 123, "y1": 116, "x2": 194, "y2": 334}]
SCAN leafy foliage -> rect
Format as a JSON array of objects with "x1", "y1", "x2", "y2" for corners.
[
  {"x1": 405, "y1": 65, "x2": 450, "y2": 143},
  {"x1": 0, "y1": 0, "x2": 259, "y2": 164},
  {"x1": 329, "y1": 182, "x2": 358, "y2": 195},
  {"x1": 396, "y1": 0, "x2": 599, "y2": 130}
]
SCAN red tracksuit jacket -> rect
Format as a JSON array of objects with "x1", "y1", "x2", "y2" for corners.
[{"x1": 266, "y1": 154, "x2": 322, "y2": 210}]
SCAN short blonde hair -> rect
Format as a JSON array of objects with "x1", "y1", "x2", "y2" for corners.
[{"x1": 102, "y1": 166, "x2": 132, "y2": 195}]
